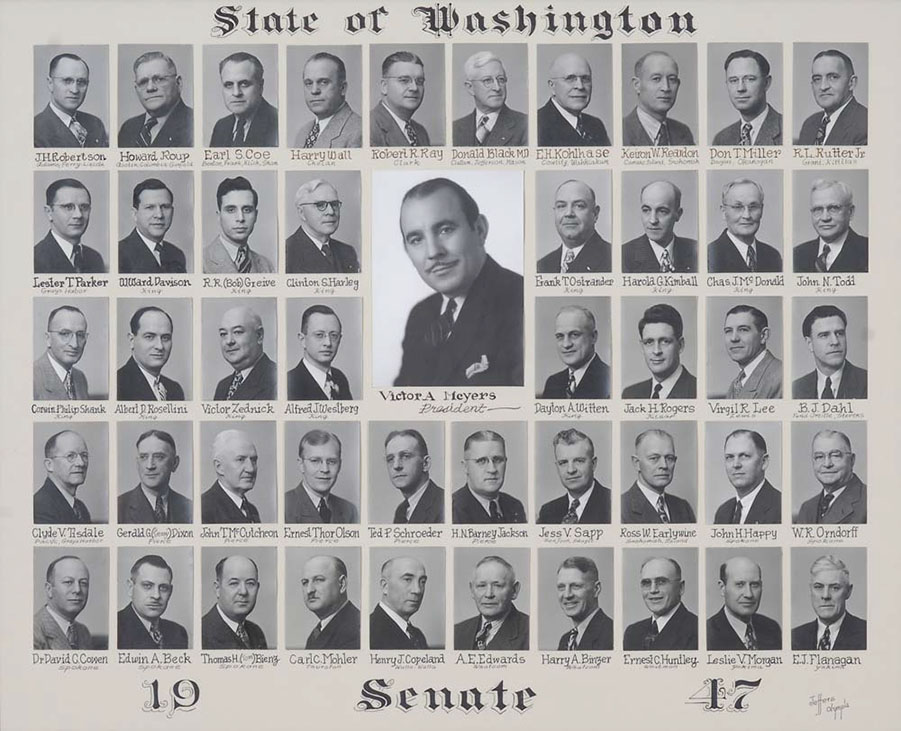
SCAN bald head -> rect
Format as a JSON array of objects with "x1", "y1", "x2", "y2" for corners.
[
  {"x1": 718, "y1": 556, "x2": 762, "y2": 620},
  {"x1": 548, "y1": 53, "x2": 592, "y2": 114},
  {"x1": 219, "y1": 306, "x2": 264, "y2": 371},
  {"x1": 379, "y1": 556, "x2": 427, "y2": 620},
  {"x1": 639, "y1": 180, "x2": 683, "y2": 244}
]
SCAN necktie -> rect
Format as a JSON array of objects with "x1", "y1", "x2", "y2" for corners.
[
  {"x1": 475, "y1": 621, "x2": 492, "y2": 650},
  {"x1": 73, "y1": 499, "x2": 90, "y2": 523},
  {"x1": 407, "y1": 622, "x2": 427, "y2": 649},
  {"x1": 644, "y1": 619, "x2": 659, "y2": 650},
  {"x1": 435, "y1": 298, "x2": 457, "y2": 344},
  {"x1": 740, "y1": 122, "x2": 753, "y2": 146},
  {"x1": 139, "y1": 117, "x2": 158, "y2": 147},
  {"x1": 655, "y1": 494, "x2": 669, "y2": 524},
  {"x1": 575, "y1": 115, "x2": 591, "y2": 142},
  {"x1": 153, "y1": 494, "x2": 166, "y2": 523},
  {"x1": 235, "y1": 622, "x2": 250, "y2": 647},
  {"x1": 562, "y1": 248, "x2": 575, "y2": 273},
  {"x1": 815, "y1": 113, "x2": 830, "y2": 145},
  {"x1": 66, "y1": 623, "x2": 80, "y2": 649},
  {"x1": 475, "y1": 115, "x2": 490, "y2": 144},
  {"x1": 226, "y1": 371, "x2": 244, "y2": 400},
  {"x1": 63, "y1": 370, "x2": 75, "y2": 400},
  {"x1": 562, "y1": 498, "x2": 580, "y2": 524},
  {"x1": 405, "y1": 121, "x2": 419, "y2": 146},
  {"x1": 318, "y1": 497, "x2": 332, "y2": 523},
  {"x1": 815, "y1": 245, "x2": 831, "y2": 273},
  {"x1": 659, "y1": 248, "x2": 674, "y2": 273},
  {"x1": 304, "y1": 119, "x2": 320, "y2": 148},
  {"x1": 566, "y1": 627, "x2": 579, "y2": 651},
  {"x1": 307, "y1": 622, "x2": 322, "y2": 646},
  {"x1": 154, "y1": 377, "x2": 167, "y2": 401},
  {"x1": 818, "y1": 625, "x2": 832, "y2": 650},
  {"x1": 821, "y1": 376, "x2": 835, "y2": 399},
  {"x1": 394, "y1": 498, "x2": 410, "y2": 524},
  {"x1": 232, "y1": 118, "x2": 246, "y2": 146},
  {"x1": 731, "y1": 499, "x2": 743, "y2": 524},
  {"x1": 235, "y1": 245, "x2": 252, "y2": 273},
  {"x1": 241, "y1": 498, "x2": 260, "y2": 523},
  {"x1": 655, "y1": 122, "x2": 670, "y2": 146},
  {"x1": 153, "y1": 241, "x2": 163, "y2": 265},
  {"x1": 732, "y1": 368, "x2": 747, "y2": 395},
  {"x1": 744, "y1": 622, "x2": 758, "y2": 650},
  {"x1": 71, "y1": 244, "x2": 84, "y2": 273},
  {"x1": 149, "y1": 623, "x2": 163, "y2": 648},
  {"x1": 565, "y1": 370, "x2": 576, "y2": 399},
  {"x1": 746, "y1": 245, "x2": 757, "y2": 272},
  {"x1": 488, "y1": 499, "x2": 501, "y2": 522},
  {"x1": 651, "y1": 382, "x2": 663, "y2": 400},
  {"x1": 817, "y1": 492, "x2": 834, "y2": 523},
  {"x1": 69, "y1": 116, "x2": 87, "y2": 146},
  {"x1": 320, "y1": 242, "x2": 334, "y2": 266},
  {"x1": 323, "y1": 370, "x2": 339, "y2": 400}
]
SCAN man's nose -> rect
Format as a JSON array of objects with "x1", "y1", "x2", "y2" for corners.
[
  {"x1": 424, "y1": 235, "x2": 445, "y2": 259},
  {"x1": 660, "y1": 77, "x2": 672, "y2": 91}
]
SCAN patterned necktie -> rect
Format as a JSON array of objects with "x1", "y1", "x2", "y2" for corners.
[
  {"x1": 732, "y1": 499, "x2": 743, "y2": 524},
  {"x1": 69, "y1": 116, "x2": 87, "y2": 146},
  {"x1": 655, "y1": 122, "x2": 670, "y2": 146},
  {"x1": 320, "y1": 242, "x2": 334, "y2": 266},
  {"x1": 71, "y1": 244, "x2": 84, "y2": 273},
  {"x1": 821, "y1": 376, "x2": 835, "y2": 399},
  {"x1": 562, "y1": 498, "x2": 580, "y2": 524},
  {"x1": 66, "y1": 623, "x2": 80, "y2": 649},
  {"x1": 323, "y1": 370, "x2": 339, "y2": 400},
  {"x1": 744, "y1": 622, "x2": 758, "y2": 650},
  {"x1": 304, "y1": 119, "x2": 320, "y2": 148},
  {"x1": 235, "y1": 245, "x2": 252, "y2": 273},
  {"x1": 149, "y1": 623, "x2": 163, "y2": 648},
  {"x1": 740, "y1": 122, "x2": 753, "y2": 146},
  {"x1": 139, "y1": 117, "x2": 158, "y2": 147},
  {"x1": 644, "y1": 619, "x2": 659, "y2": 650},
  {"x1": 656, "y1": 494, "x2": 669, "y2": 523},
  {"x1": 318, "y1": 497, "x2": 332, "y2": 523},
  {"x1": 746, "y1": 245, "x2": 757, "y2": 272},
  {"x1": 488, "y1": 499, "x2": 501, "y2": 522},
  {"x1": 307, "y1": 622, "x2": 322, "y2": 646},
  {"x1": 575, "y1": 114, "x2": 590, "y2": 142},
  {"x1": 817, "y1": 492, "x2": 835, "y2": 523},
  {"x1": 659, "y1": 248, "x2": 675, "y2": 273},
  {"x1": 154, "y1": 377, "x2": 167, "y2": 401},
  {"x1": 394, "y1": 498, "x2": 410, "y2": 524},
  {"x1": 154, "y1": 494, "x2": 166, "y2": 523},
  {"x1": 63, "y1": 370, "x2": 75, "y2": 399},
  {"x1": 815, "y1": 113, "x2": 830, "y2": 145},
  {"x1": 232, "y1": 118, "x2": 246, "y2": 146},
  {"x1": 566, "y1": 627, "x2": 579, "y2": 651},
  {"x1": 562, "y1": 248, "x2": 575, "y2": 273},
  {"x1": 475, "y1": 115, "x2": 490, "y2": 144},
  {"x1": 405, "y1": 121, "x2": 419, "y2": 146},
  {"x1": 435, "y1": 298, "x2": 457, "y2": 344},
  {"x1": 73, "y1": 499, "x2": 90, "y2": 523},
  {"x1": 818, "y1": 625, "x2": 832, "y2": 650},
  {"x1": 235, "y1": 622, "x2": 250, "y2": 647},
  {"x1": 565, "y1": 370, "x2": 576, "y2": 399},
  {"x1": 226, "y1": 371, "x2": 244, "y2": 400},
  {"x1": 733, "y1": 368, "x2": 747, "y2": 394},
  {"x1": 475, "y1": 621, "x2": 492, "y2": 650},
  {"x1": 153, "y1": 241, "x2": 164, "y2": 265},
  {"x1": 407, "y1": 622, "x2": 427, "y2": 649},
  {"x1": 815, "y1": 245, "x2": 831, "y2": 273}
]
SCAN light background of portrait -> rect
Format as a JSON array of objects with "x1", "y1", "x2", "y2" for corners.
[
  {"x1": 33, "y1": 421, "x2": 109, "y2": 524},
  {"x1": 452, "y1": 547, "x2": 530, "y2": 638},
  {"x1": 450, "y1": 420, "x2": 528, "y2": 513},
  {"x1": 34, "y1": 170, "x2": 110, "y2": 269},
  {"x1": 622, "y1": 547, "x2": 698, "y2": 625},
  {"x1": 200, "y1": 546, "x2": 277, "y2": 649},
  {"x1": 371, "y1": 169, "x2": 524, "y2": 386},
  {"x1": 791, "y1": 168, "x2": 869, "y2": 245},
  {"x1": 369, "y1": 44, "x2": 446, "y2": 146},
  {"x1": 704, "y1": 547, "x2": 782, "y2": 627},
  {"x1": 620, "y1": 169, "x2": 698, "y2": 244},
  {"x1": 116, "y1": 297, "x2": 193, "y2": 400},
  {"x1": 790, "y1": 547, "x2": 867, "y2": 628},
  {"x1": 117, "y1": 170, "x2": 195, "y2": 272},
  {"x1": 450, "y1": 44, "x2": 528, "y2": 123},
  {"x1": 284, "y1": 546, "x2": 361, "y2": 650},
  {"x1": 537, "y1": 547, "x2": 614, "y2": 650},
  {"x1": 367, "y1": 420, "x2": 445, "y2": 525},
  {"x1": 706, "y1": 296, "x2": 783, "y2": 399},
  {"x1": 33, "y1": 546, "x2": 109, "y2": 650},
  {"x1": 369, "y1": 546, "x2": 446, "y2": 649},
  {"x1": 534, "y1": 170, "x2": 613, "y2": 262},
  {"x1": 704, "y1": 421, "x2": 783, "y2": 524},
  {"x1": 198, "y1": 421, "x2": 277, "y2": 524},
  {"x1": 790, "y1": 296, "x2": 868, "y2": 381},
  {"x1": 535, "y1": 44, "x2": 613, "y2": 133},
  {"x1": 117, "y1": 44, "x2": 194, "y2": 123},
  {"x1": 705, "y1": 169, "x2": 784, "y2": 252},
  {"x1": 201, "y1": 296, "x2": 277, "y2": 400},
  {"x1": 33, "y1": 45, "x2": 109, "y2": 124},
  {"x1": 534, "y1": 296, "x2": 612, "y2": 399},
  {"x1": 283, "y1": 420, "x2": 360, "y2": 521},
  {"x1": 285, "y1": 45, "x2": 362, "y2": 147},
  {"x1": 116, "y1": 546, "x2": 193, "y2": 648},
  {"x1": 792, "y1": 43, "x2": 869, "y2": 143},
  {"x1": 533, "y1": 420, "x2": 612, "y2": 520},
  {"x1": 790, "y1": 421, "x2": 867, "y2": 521},
  {"x1": 619, "y1": 420, "x2": 698, "y2": 515},
  {"x1": 707, "y1": 43, "x2": 784, "y2": 145},
  {"x1": 33, "y1": 297, "x2": 109, "y2": 399},
  {"x1": 115, "y1": 420, "x2": 194, "y2": 510}
]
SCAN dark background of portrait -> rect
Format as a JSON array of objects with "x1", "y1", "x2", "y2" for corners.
[
  {"x1": 199, "y1": 421, "x2": 277, "y2": 524},
  {"x1": 34, "y1": 546, "x2": 109, "y2": 650},
  {"x1": 791, "y1": 169, "x2": 869, "y2": 245},
  {"x1": 117, "y1": 45, "x2": 194, "y2": 125},
  {"x1": 706, "y1": 169, "x2": 784, "y2": 252},
  {"x1": 34, "y1": 297, "x2": 109, "y2": 400},
  {"x1": 534, "y1": 170, "x2": 613, "y2": 264},
  {"x1": 622, "y1": 547, "x2": 698, "y2": 626},
  {"x1": 33, "y1": 421, "x2": 109, "y2": 524},
  {"x1": 285, "y1": 546, "x2": 361, "y2": 650},
  {"x1": 200, "y1": 546, "x2": 277, "y2": 649},
  {"x1": 620, "y1": 170, "x2": 698, "y2": 245},
  {"x1": 705, "y1": 547, "x2": 782, "y2": 628},
  {"x1": 450, "y1": 420, "x2": 528, "y2": 513},
  {"x1": 116, "y1": 420, "x2": 194, "y2": 513},
  {"x1": 367, "y1": 420, "x2": 446, "y2": 525},
  {"x1": 706, "y1": 296, "x2": 783, "y2": 399},
  {"x1": 790, "y1": 547, "x2": 867, "y2": 629},
  {"x1": 451, "y1": 44, "x2": 529, "y2": 124},
  {"x1": 453, "y1": 547, "x2": 530, "y2": 640},
  {"x1": 535, "y1": 44, "x2": 613, "y2": 137},
  {"x1": 33, "y1": 45, "x2": 109, "y2": 124},
  {"x1": 791, "y1": 296, "x2": 868, "y2": 381},
  {"x1": 537, "y1": 547, "x2": 614, "y2": 650},
  {"x1": 369, "y1": 44, "x2": 446, "y2": 146}
]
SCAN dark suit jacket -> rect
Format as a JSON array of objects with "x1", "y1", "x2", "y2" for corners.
[
  {"x1": 797, "y1": 97, "x2": 868, "y2": 146},
  {"x1": 558, "y1": 608, "x2": 614, "y2": 650},
  {"x1": 306, "y1": 601, "x2": 361, "y2": 650},
  {"x1": 622, "y1": 234, "x2": 698, "y2": 274},
  {"x1": 707, "y1": 607, "x2": 781, "y2": 650},
  {"x1": 285, "y1": 226, "x2": 360, "y2": 274},
  {"x1": 537, "y1": 99, "x2": 610, "y2": 147},
  {"x1": 34, "y1": 478, "x2": 91, "y2": 524},
  {"x1": 452, "y1": 486, "x2": 526, "y2": 524},
  {"x1": 793, "y1": 229, "x2": 868, "y2": 273},
  {"x1": 796, "y1": 475, "x2": 867, "y2": 524},
  {"x1": 793, "y1": 361, "x2": 868, "y2": 399},
  {"x1": 214, "y1": 353, "x2": 277, "y2": 400},
  {"x1": 397, "y1": 480, "x2": 444, "y2": 524},
  {"x1": 623, "y1": 603, "x2": 698, "y2": 651},
  {"x1": 287, "y1": 361, "x2": 352, "y2": 401},
  {"x1": 118, "y1": 99, "x2": 194, "y2": 147},
  {"x1": 118, "y1": 229, "x2": 187, "y2": 274},
  {"x1": 714, "y1": 480, "x2": 782, "y2": 525},
  {"x1": 621, "y1": 482, "x2": 696, "y2": 524},
  {"x1": 117, "y1": 485, "x2": 193, "y2": 524},
  {"x1": 622, "y1": 368, "x2": 697, "y2": 400},
  {"x1": 34, "y1": 104, "x2": 108, "y2": 147},
  {"x1": 201, "y1": 606, "x2": 267, "y2": 649},
  {"x1": 369, "y1": 604, "x2": 425, "y2": 650},
  {"x1": 284, "y1": 485, "x2": 359, "y2": 524},
  {"x1": 724, "y1": 350, "x2": 783, "y2": 400},
  {"x1": 712, "y1": 105, "x2": 783, "y2": 146},
  {"x1": 370, "y1": 102, "x2": 431, "y2": 147},
  {"x1": 707, "y1": 230, "x2": 783, "y2": 273},
  {"x1": 201, "y1": 482, "x2": 261, "y2": 524},
  {"x1": 537, "y1": 231, "x2": 612, "y2": 274},
  {"x1": 209, "y1": 98, "x2": 278, "y2": 147},
  {"x1": 34, "y1": 606, "x2": 94, "y2": 650},
  {"x1": 33, "y1": 351, "x2": 89, "y2": 400},
  {"x1": 117, "y1": 356, "x2": 185, "y2": 402},
  {"x1": 118, "y1": 605, "x2": 189, "y2": 650},
  {"x1": 623, "y1": 107, "x2": 695, "y2": 146},
  {"x1": 294, "y1": 102, "x2": 362, "y2": 148},
  {"x1": 541, "y1": 355, "x2": 610, "y2": 399},
  {"x1": 453, "y1": 105, "x2": 527, "y2": 146},
  {"x1": 537, "y1": 480, "x2": 611, "y2": 524},
  {"x1": 395, "y1": 256, "x2": 523, "y2": 387},
  {"x1": 34, "y1": 231, "x2": 105, "y2": 274},
  {"x1": 791, "y1": 612, "x2": 867, "y2": 650},
  {"x1": 455, "y1": 606, "x2": 529, "y2": 651}
]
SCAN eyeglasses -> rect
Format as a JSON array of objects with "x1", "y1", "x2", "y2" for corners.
[
  {"x1": 306, "y1": 331, "x2": 342, "y2": 342},
  {"x1": 49, "y1": 329, "x2": 89, "y2": 342},
  {"x1": 813, "y1": 451, "x2": 851, "y2": 463},
  {"x1": 52, "y1": 203, "x2": 91, "y2": 214},
  {"x1": 303, "y1": 457, "x2": 340, "y2": 468},
  {"x1": 724, "y1": 203, "x2": 763, "y2": 215},
  {"x1": 136, "y1": 74, "x2": 177, "y2": 89},
  {"x1": 51, "y1": 76, "x2": 89, "y2": 89},
  {"x1": 471, "y1": 75, "x2": 507, "y2": 88},
  {"x1": 384, "y1": 75, "x2": 425, "y2": 88},
  {"x1": 299, "y1": 200, "x2": 342, "y2": 212},
  {"x1": 810, "y1": 205, "x2": 847, "y2": 217},
  {"x1": 551, "y1": 74, "x2": 592, "y2": 85},
  {"x1": 466, "y1": 456, "x2": 507, "y2": 467},
  {"x1": 52, "y1": 451, "x2": 89, "y2": 463}
]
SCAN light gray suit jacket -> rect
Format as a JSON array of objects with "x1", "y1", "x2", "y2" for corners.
[
  {"x1": 203, "y1": 237, "x2": 274, "y2": 274},
  {"x1": 33, "y1": 351, "x2": 89, "y2": 400},
  {"x1": 34, "y1": 606, "x2": 93, "y2": 650},
  {"x1": 294, "y1": 102, "x2": 362, "y2": 148},
  {"x1": 724, "y1": 349, "x2": 783, "y2": 399}
]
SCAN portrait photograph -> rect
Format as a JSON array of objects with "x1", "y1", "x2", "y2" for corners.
[{"x1": 621, "y1": 169, "x2": 698, "y2": 252}]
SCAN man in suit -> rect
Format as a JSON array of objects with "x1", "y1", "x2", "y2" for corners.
[
  {"x1": 623, "y1": 51, "x2": 695, "y2": 146},
  {"x1": 34, "y1": 305, "x2": 92, "y2": 400},
  {"x1": 203, "y1": 176, "x2": 274, "y2": 273},
  {"x1": 793, "y1": 179, "x2": 868, "y2": 273},
  {"x1": 202, "y1": 555, "x2": 268, "y2": 649},
  {"x1": 118, "y1": 51, "x2": 193, "y2": 147},
  {"x1": 35, "y1": 53, "x2": 108, "y2": 147},
  {"x1": 370, "y1": 556, "x2": 430, "y2": 649},
  {"x1": 794, "y1": 305, "x2": 867, "y2": 399},
  {"x1": 622, "y1": 181, "x2": 697, "y2": 273},
  {"x1": 371, "y1": 51, "x2": 432, "y2": 147},
  {"x1": 35, "y1": 178, "x2": 105, "y2": 274},
  {"x1": 201, "y1": 430, "x2": 263, "y2": 524},
  {"x1": 537, "y1": 180, "x2": 611, "y2": 274},
  {"x1": 555, "y1": 556, "x2": 613, "y2": 650},
  {"x1": 285, "y1": 430, "x2": 358, "y2": 524},
  {"x1": 792, "y1": 555, "x2": 866, "y2": 650},
  {"x1": 118, "y1": 429, "x2": 192, "y2": 524},
  {"x1": 34, "y1": 556, "x2": 96, "y2": 649},
  {"x1": 294, "y1": 52, "x2": 362, "y2": 148},
  {"x1": 796, "y1": 430, "x2": 866, "y2": 524},
  {"x1": 118, "y1": 555, "x2": 189, "y2": 650},
  {"x1": 394, "y1": 178, "x2": 523, "y2": 386},
  {"x1": 538, "y1": 429, "x2": 611, "y2": 525},
  {"x1": 117, "y1": 307, "x2": 185, "y2": 401},
  {"x1": 455, "y1": 556, "x2": 529, "y2": 651},
  {"x1": 213, "y1": 306, "x2": 277, "y2": 400},
  {"x1": 720, "y1": 304, "x2": 783, "y2": 399},
  {"x1": 708, "y1": 557, "x2": 781, "y2": 650},
  {"x1": 119, "y1": 178, "x2": 187, "y2": 273},
  {"x1": 797, "y1": 50, "x2": 867, "y2": 146},
  {"x1": 209, "y1": 52, "x2": 278, "y2": 147},
  {"x1": 623, "y1": 303, "x2": 697, "y2": 399},
  {"x1": 537, "y1": 52, "x2": 610, "y2": 147},
  {"x1": 713, "y1": 49, "x2": 783, "y2": 146},
  {"x1": 453, "y1": 51, "x2": 526, "y2": 147},
  {"x1": 714, "y1": 430, "x2": 782, "y2": 525},
  {"x1": 708, "y1": 179, "x2": 783, "y2": 273},
  {"x1": 300, "y1": 555, "x2": 360, "y2": 649},
  {"x1": 384, "y1": 429, "x2": 444, "y2": 524},
  {"x1": 540, "y1": 306, "x2": 610, "y2": 399},
  {"x1": 286, "y1": 179, "x2": 360, "y2": 274},
  {"x1": 287, "y1": 305, "x2": 352, "y2": 400},
  {"x1": 34, "y1": 430, "x2": 93, "y2": 524},
  {"x1": 622, "y1": 429, "x2": 696, "y2": 524},
  {"x1": 452, "y1": 430, "x2": 526, "y2": 524},
  {"x1": 623, "y1": 557, "x2": 697, "y2": 650}
]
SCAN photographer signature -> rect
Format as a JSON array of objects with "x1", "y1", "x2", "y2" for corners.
[{"x1": 809, "y1": 693, "x2": 850, "y2": 720}]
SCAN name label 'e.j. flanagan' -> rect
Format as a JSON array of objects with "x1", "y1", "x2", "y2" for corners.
[{"x1": 355, "y1": 678, "x2": 536, "y2": 713}]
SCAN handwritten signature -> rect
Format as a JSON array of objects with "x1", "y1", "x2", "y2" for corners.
[{"x1": 809, "y1": 693, "x2": 850, "y2": 720}]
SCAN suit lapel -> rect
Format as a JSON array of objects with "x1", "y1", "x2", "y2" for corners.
[{"x1": 741, "y1": 351, "x2": 773, "y2": 397}]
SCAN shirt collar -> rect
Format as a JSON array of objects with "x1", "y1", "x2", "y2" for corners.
[
  {"x1": 50, "y1": 229, "x2": 77, "y2": 258},
  {"x1": 573, "y1": 607, "x2": 601, "y2": 639},
  {"x1": 822, "y1": 485, "x2": 847, "y2": 501},
  {"x1": 216, "y1": 603, "x2": 243, "y2": 633},
  {"x1": 136, "y1": 228, "x2": 164, "y2": 254},
  {"x1": 735, "y1": 479, "x2": 767, "y2": 523},
  {"x1": 559, "y1": 242, "x2": 585, "y2": 266},
  {"x1": 235, "y1": 354, "x2": 263, "y2": 382},
  {"x1": 817, "y1": 231, "x2": 849, "y2": 261},
  {"x1": 816, "y1": 362, "x2": 845, "y2": 396},
  {"x1": 725, "y1": 229, "x2": 758, "y2": 257},
  {"x1": 381, "y1": 101, "x2": 415, "y2": 143},
  {"x1": 232, "y1": 107, "x2": 259, "y2": 138},
  {"x1": 143, "y1": 106, "x2": 174, "y2": 140},
  {"x1": 303, "y1": 481, "x2": 331, "y2": 506},
  {"x1": 135, "y1": 360, "x2": 165, "y2": 399},
  {"x1": 218, "y1": 234, "x2": 250, "y2": 264},
  {"x1": 49, "y1": 100, "x2": 75, "y2": 127},
  {"x1": 318, "y1": 599, "x2": 348, "y2": 630},
  {"x1": 300, "y1": 223, "x2": 330, "y2": 247},
  {"x1": 141, "y1": 484, "x2": 169, "y2": 511},
  {"x1": 636, "y1": 478, "x2": 667, "y2": 518},
  {"x1": 550, "y1": 97, "x2": 580, "y2": 129},
  {"x1": 648, "y1": 237, "x2": 675, "y2": 265},
  {"x1": 567, "y1": 482, "x2": 594, "y2": 519},
  {"x1": 737, "y1": 105, "x2": 771, "y2": 142},
  {"x1": 45, "y1": 603, "x2": 73, "y2": 634},
  {"x1": 817, "y1": 612, "x2": 847, "y2": 645},
  {"x1": 651, "y1": 601, "x2": 682, "y2": 631},
  {"x1": 48, "y1": 476, "x2": 77, "y2": 507},
  {"x1": 740, "y1": 349, "x2": 769, "y2": 380},
  {"x1": 46, "y1": 351, "x2": 71, "y2": 380},
  {"x1": 440, "y1": 295, "x2": 465, "y2": 322},
  {"x1": 825, "y1": 96, "x2": 854, "y2": 125},
  {"x1": 378, "y1": 601, "x2": 412, "y2": 634},
  {"x1": 131, "y1": 603, "x2": 159, "y2": 633},
  {"x1": 569, "y1": 353, "x2": 598, "y2": 387},
  {"x1": 401, "y1": 478, "x2": 432, "y2": 519},
  {"x1": 301, "y1": 358, "x2": 332, "y2": 394},
  {"x1": 723, "y1": 604, "x2": 754, "y2": 640},
  {"x1": 217, "y1": 480, "x2": 247, "y2": 509},
  {"x1": 474, "y1": 108, "x2": 500, "y2": 131},
  {"x1": 651, "y1": 364, "x2": 684, "y2": 399},
  {"x1": 466, "y1": 486, "x2": 501, "y2": 517},
  {"x1": 636, "y1": 105, "x2": 664, "y2": 142}
]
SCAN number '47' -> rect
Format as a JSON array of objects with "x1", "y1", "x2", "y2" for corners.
[{"x1": 687, "y1": 678, "x2": 761, "y2": 711}]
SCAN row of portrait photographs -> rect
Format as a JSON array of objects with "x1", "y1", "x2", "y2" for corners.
[
  {"x1": 34, "y1": 168, "x2": 869, "y2": 277},
  {"x1": 35, "y1": 42, "x2": 869, "y2": 149},
  {"x1": 33, "y1": 419, "x2": 867, "y2": 526},
  {"x1": 34, "y1": 546, "x2": 866, "y2": 652},
  {"x1": 33, "y1": 295, "x2": 868, "y2": 400}
]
